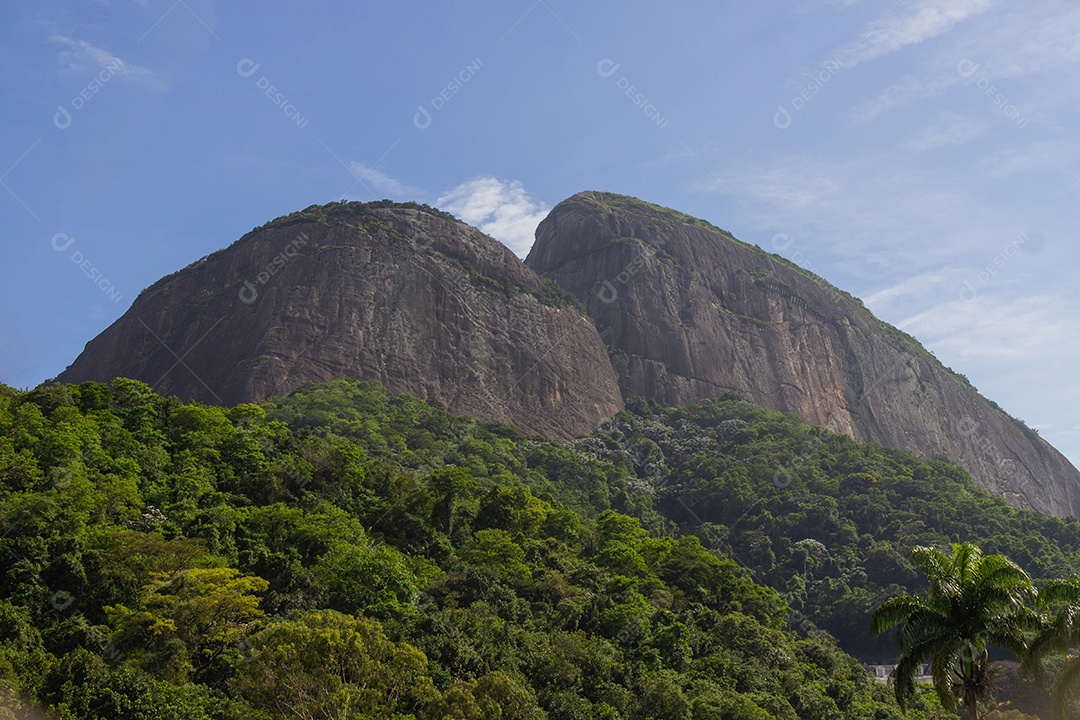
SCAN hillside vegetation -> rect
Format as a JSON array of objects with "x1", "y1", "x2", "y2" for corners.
[{"x1": 4, "y1": 378, "x2": 1076, "y2": 718}]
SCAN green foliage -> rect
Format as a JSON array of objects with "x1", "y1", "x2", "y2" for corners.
[
  {"x1": 871, "y1": 543, "x2": 1036, "y2": 715},
  {"x1": 107, "y1": 567, "x2": 268, "y2": 683},
  {"x1": 231, "y1": 610, "x2": 434, "y2": 719},
  {"x1": 3, "y1": 378, "x2": 1066, "y2": 719},
  {"x1": 1023, "y1": 575, "x2": 1080, "y2": 719},
  {"x1": 581, "y1": 398, "x2": 1080, "y2": 665}
]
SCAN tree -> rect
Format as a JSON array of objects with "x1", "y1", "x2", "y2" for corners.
[
  {"x1": 1023, "y1": 575, "x2": 1080, "y2": 719},
  {"x1": 871, "y1": 543, "x2": 1036, "y2": 719},
  {"x1": 108, "y1": 567, "x2": 268, "y2": 682},
  {"x1": 230, "y1": 610, "x2": 434, "y2": 720},
  {"x1": 429, "y1": 466, "x2": 477, "y2": 537},
  {"x1": 314, "y1": 542, "x2": 424, "y2": 620},
  {"x1": 431, "y1": 671, "x2": 545, "y2": 720},
  {"x1": 633, "y1": 671, "x2": 690, "y2": 720},
  {"x1": 459, "y1": 529, "x2": 530, "y2": 584}
]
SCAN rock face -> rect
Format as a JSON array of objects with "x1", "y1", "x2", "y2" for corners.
[
  {"x1": 526, "y1": 191, "x2": 1080, "y2": 518},
  {"x1": 59, "y1": 193, "x2": 1080, "y2": 517},
  {"x1": 58, "y1": 202, "x2": 624, "y2": 439}
]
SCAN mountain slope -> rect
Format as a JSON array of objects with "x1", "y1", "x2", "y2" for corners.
[
  {"x1": 57, "y1": 192, "x2": 1080, "y2": 518},
  {"x1": 1, "y1": 379, "x2": 929, "y2": 720},
  {"x1": 57, "y1": 201, "x2": 623, "y2": 439},
  {"x1": 525, "y1": 191, "x2": 1080, "y2": 518}
]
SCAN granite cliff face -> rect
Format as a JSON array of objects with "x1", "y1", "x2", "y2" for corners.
[
  {"x1": 59, "y1": 193, "x2": 1080, "y2": 517},
  {"x1": 525, "y1": 191, "x2": 1080, "y2": 518},
  {"x1": 57, "y1": 201, "x2": 624, "y2": 439}
]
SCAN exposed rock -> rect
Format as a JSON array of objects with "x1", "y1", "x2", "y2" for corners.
[
  {"x1": 58, "y1": 192, "x2": 1080, "y2": 517},
  {"x1": 526, "y1": 191, "x2": 1080, "y2": 517},
  {"x1": 58, "y1": 201, "x2": 624, "y2": 439}
]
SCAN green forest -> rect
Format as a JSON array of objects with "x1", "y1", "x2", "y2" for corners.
[{"x1": 1, "y1": 378, "x2": 1079, "y2": 719}]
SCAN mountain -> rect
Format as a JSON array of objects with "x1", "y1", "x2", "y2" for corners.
[
  {"x1": 56, "y1": 201, "x2": 623, "y2": 439},
  {"x1": 525, "y1": 191, "x2": 1080, "y2": 518},
  {"x1": 58, "y1": 194, "x2": 1080, "y2": 518}
]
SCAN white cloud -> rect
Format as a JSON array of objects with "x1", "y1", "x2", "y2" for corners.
[
  {"x1": 851, "y1": 5, "x2": 1080, "y2": 122},
  {"x1": 437, "y1": 178, "x2": 550, "y2": 257},
  {"x1": 851, "y1": 71, "x2": 961, "y2": 122},
  {"x1": 51, "y1": 36, "x2": 163, "y2": 88},
  {"x1": 346, "y1": 162, "x2": 421, "y2": 199},
  {"x1": 837, "y1": 0, "x2": 994, "y2": 67},
  {"x1": 977, "y1": 141, "x2": 1076, "y2": 179},
  {"x1": 898, "y1": 293, "x2": 1075, "y2": 362},
  {"x1": 904, "y1": 112, "x2": 988, "y2": 151},
  {"x1": 862, "y1": 269, "x2": 956, "y2": 312},
  {"x1": 896, "y1": 292, "x2": 1080, "y2": 464},
  {"x1": 985, "y1": 7, "x2": 1080, "y2": 79},
  {"x1": 727, "y1": 152, "x2": 1007, "y2": 276}
]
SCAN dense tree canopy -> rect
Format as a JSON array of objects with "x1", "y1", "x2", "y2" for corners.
[{"x1": 1, "y1": 378, "x2": 1077, "y2": 718}]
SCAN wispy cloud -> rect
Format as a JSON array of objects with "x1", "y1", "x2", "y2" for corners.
[
  {"x1": 727, "y1": 152, "x2": 1010, "y2": 276},
  {"x1": 895, "y1": 291, "x2": 1080, "y2": 448},
  {"x1": 437, "y1": 178, "x2": 549, "y2": 257},
  {"x1": 850, "y1": 5, "x2": 1080, "y2": 122},
  {"x1": 851, "y1": 71, "x2": 962, "y2": 122},
  {"x1": 899, "y1": 293, "x2": 1075, "y2": 363},
  {"x1": 346, "y1": 162, "x2": 422, "y2": 199},
  {"x1": 977, "y1": 141, "x2": 1076, "y2": 179},
  {"x1": 862, "y1": 269, "x2": 957, "y2": 311},
  {"x1": 985, "y1": 7, "x2": 1080, "y2": 79},
  {"x1": 904, "y1": 112, "x2": 988, "y2": 151},
  {"x1": 51, "y1": 35, "x2": 163, "y2": 88},
  {"x1": 837, "y1": 0, "x2": 994, "y2": 68}
]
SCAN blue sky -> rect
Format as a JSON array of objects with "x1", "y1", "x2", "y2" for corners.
[{"x1": 3, "y1": 0, "x2": 1079, "y2": 468}]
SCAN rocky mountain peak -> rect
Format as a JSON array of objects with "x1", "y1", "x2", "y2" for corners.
[
  {"x1": 527, "y1": 191, "x2": 1080, "y2": 518},
  {"x1": 57, "y1": 193, "x2": 1080, "y2": 517},
  {"x1": 58, "y1": 200, "x2": 623, "y2": 439}
]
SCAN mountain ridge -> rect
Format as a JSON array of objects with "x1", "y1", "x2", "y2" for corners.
[{"x1": 57, "y1": 192, "x2": 1080, "y2": 518}]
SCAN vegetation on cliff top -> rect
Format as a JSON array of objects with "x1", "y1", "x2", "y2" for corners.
[{"x1": 142, "y1": 199, "x2": 583, "y2": 311}]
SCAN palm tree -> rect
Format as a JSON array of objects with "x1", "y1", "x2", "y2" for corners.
[
  {"x1": 1023, "y1": 575, "x2": 1080, "y2": 719},
  {"x1": 871, "y1": 542, "x2": 1036, "y2": 719}
]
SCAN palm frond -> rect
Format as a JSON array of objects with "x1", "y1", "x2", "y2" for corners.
[
  {"x1": 1026, "y1": 606, "x2": 1080, "y2": 681},
  {"x1": 1051, "y1": 654, "x2": 1080, "y2": 720},
  {"x1": 1041, "y1": 577, "x2": 1080, "y2": 608},
  {"x1": 871, "y1": 595, "x2": 936, "y2": 635},
  {"x1": 952, "y1": 542, "x2": 982, "y2": 587},
  {"x1": 931, "y1": 647, "x2": 959, "y2": 712},
  {"x1": 894, "y1": 645, "x2": 938, "y2": 710},
  {"x1": 911, "y1": 545, "x2": 959, "y2": 600}
]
